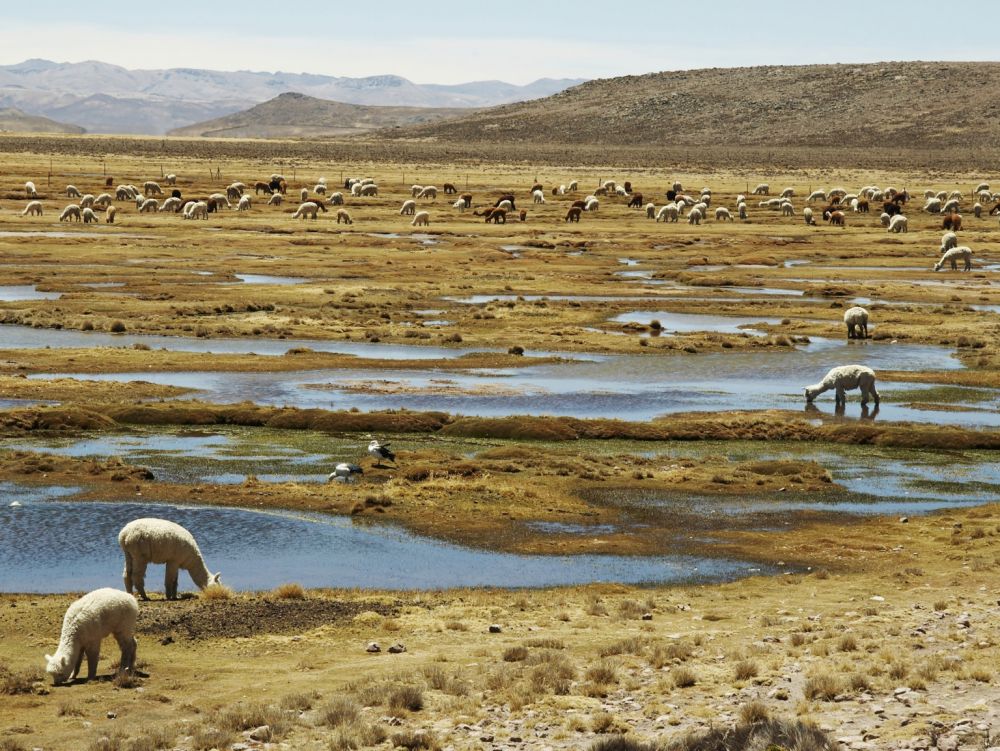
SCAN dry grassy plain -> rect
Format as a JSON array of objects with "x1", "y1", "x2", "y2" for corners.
[{"x1": 0, "y1": 136, "x2": 999, "y2": 750}]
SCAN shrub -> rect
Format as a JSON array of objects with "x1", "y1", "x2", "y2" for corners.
[
  {"x1": 273, "y1": 583, "x2": 306, "y2": 599},
  {"x1": 803, "y1": 673, "x2": 841, "y2": 701},
  {"x1": 110, "y1": 320, "x2": 126, "y2": 333},
  {"x1": 666, "y1": 717, "x2": 836, "y2": 751},
  {"x1": 320, "y1": 697, "x2": 360, "y2": 727},
  {"x1": 671, "y1": 667, "x2": 697, "y2": 688},
  {"x1": 200, "y1": 583, "x2": 233, "y2": 600},
  {"x1": 387, "y1": 685, "x2": 423, "y2": 712},
  {"x1": 738, "y1": 700, "x2": 770, "y2": 725},
  {"x1": 503, "y1": 646, "x2": 529, "y2": 662},
  {"x1": 734, "y1": 660, "x2": 759, "y2": 681}
]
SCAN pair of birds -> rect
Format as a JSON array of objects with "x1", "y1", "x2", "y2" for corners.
[{"x1": 328, "y1": 440, "x2": 396, "y2": 483}]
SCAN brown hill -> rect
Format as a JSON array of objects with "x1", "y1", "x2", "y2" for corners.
[
  {"x1": 0, "y1": 107, "x2": 83, "y2": 134},
  {"x1": 168, "y1": 92, "x2": 470, "y2": 138},
  {"x1": 382, "y1": 61, "x2": 1000, "y2": 149}
]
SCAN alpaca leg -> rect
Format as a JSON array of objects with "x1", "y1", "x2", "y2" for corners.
[
  {"x1": 165, "y1": 562, "x2": 180, "y2": 600},
  {"x1": 85, "y1": 644, "x2": 100, "y2": 681},
  {"x1": 870, "y1": 383, "x2": 880, "y2": 405},
  {"x1": 835, "y1": 385, "x2": 845, "y2": 405},
  {"x1": 70, "y1": 647, "x2": 85, "y2": 681},
  {"x1": 132, "y1": 560, "x2": 149, "y2": 601},
  {"x1": 123, "y1": 554, "x2": 134, "y2": 594},
  {"x1": 115, "y1": 633, "x2": 136, "y2": 673}
]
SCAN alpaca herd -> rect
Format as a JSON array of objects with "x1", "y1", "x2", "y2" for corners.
[{"x1": 5, "y1": 173, "x2": 992, "y2": 271}]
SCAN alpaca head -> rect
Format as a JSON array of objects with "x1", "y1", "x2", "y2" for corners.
[
  {"x1": 45, "y1": 653, "x2": 72, "y2": 685},
  {"x1": 804, "y1": 385, "x2": 820, "y2": 403},
  {"x1": 209, "y1": 573, "x2": 222, "y2": 587}
]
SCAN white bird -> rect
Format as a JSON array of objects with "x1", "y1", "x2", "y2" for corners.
[
  {"x1": 368, "y1": 440, "x2": 396, "y2": 467},
  {"x1": 328, "y1": 463, "x2": 364, "y2": 484},
  {"x1": 9, "y1": 501, "x2": 22, "y2": 507}
]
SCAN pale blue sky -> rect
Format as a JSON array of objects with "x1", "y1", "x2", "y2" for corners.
[{"x1": 3, "y1": 1, "x2": 996, "y2": 84}]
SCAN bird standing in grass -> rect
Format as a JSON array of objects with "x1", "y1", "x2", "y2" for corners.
[
  {"x1": 328, "y1": 462, "x2": 364, "y2": 484},
  {"x1": 368, "y1": 440, "x2": 396, "y2": 468}
]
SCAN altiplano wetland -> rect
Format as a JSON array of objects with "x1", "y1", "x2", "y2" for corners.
[{"x1": 0, "y1": 138, "x2": 999, "y2": 751}]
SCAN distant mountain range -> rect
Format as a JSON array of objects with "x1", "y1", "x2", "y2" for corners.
[
  {"x1": 0, "y1": 59, "x2": 585, "y2": 135},
  {"x1": 168, "y1": 92, "x2": 469, "y2": 138},
  {"x1": 0, "y1": 106, "x2": 83, "y2": 134}
]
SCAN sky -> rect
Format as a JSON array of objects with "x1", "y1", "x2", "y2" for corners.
[{"x1": 3, "y1": 1, "x2": 998, "y2": 85}]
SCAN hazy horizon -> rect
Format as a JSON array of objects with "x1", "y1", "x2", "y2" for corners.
[{"x1": 3, "y1": 1, "x2": 998, "y2": 86}]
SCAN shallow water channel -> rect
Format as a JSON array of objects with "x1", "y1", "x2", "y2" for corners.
[{"x1": 0, "y1": 491, "x2": 764, "y2": 592}]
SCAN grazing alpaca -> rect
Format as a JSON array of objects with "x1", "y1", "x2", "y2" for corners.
[
  {"x1": 254, "y1": 181, "x2": 273, "y2": 195},
  {"x1": 565, "y1": 207, "x2": 582, "y2": 222},
  {"x1": 935, "y1": 246, "x2": 973, "y2": 271},
  {"x1": 460, "y1": 193, "x2": 472, "y2": 209},
  {"x1": 411, "y1": 211, "x2": 430, "y2": 226},
  {"x1": 336, "y1": 209, "x2": 353, "y2": 224},
  {"x1": 843, "y1": 306, "x2": 869, "y2": 339},
  {"x1": 443, "y1": 183, "x2": 457, "y2": 194},
  {"x1": 236, "y1": 195, "x2": 252, "y2": 211},
  {"x1": 267, "y1": 193, "x2": 283, "y2": 206},
  {"x1": 804, "y1": 365, "x2": 880, "y2": 406},
  {"x1": 399, "y1": 199, "x2": 417, "y2": 215},
  {"x1": 417, "y1": 186, "x2": 437, "y2": 199},
  {"x1": 25, "y1": 181, "x2": 37, "y2": 197},
  {"x1": 82, "y1": 207, "x2": 99, "y2": 224},
  {"x1": 22, "y1": 200, "x2": 43, "y2": 217},
  {"x1": 59, "y1": 204, "x2": 82, "y2": 222},
  {"x1": 823, "y1": 209, "x2": 846, "y2": 226},
  {"x1": 66, "y1": 185, "x2": 81, "y2": 198},
  {"x1": 105, "y1": 206, "x2": 118, "y2": 223},
  {"x1": 118, "y1": 518, "x2": 221, "y2": 600},
  {"x1": 292, "y1": 201, "x2": 322, "y2": 219},
  {"x1": 45, "y1": 588, "x2": 138, "y2": 685},
  {"x1": 942, "y1": 213, "x2": 962, "y2": 231},
  {"x1": 143, "y1": 181, "x2": 163, "y2": 196},
  {"x1": 628, "y1": 193, "x2": 644, "y2": 209}
]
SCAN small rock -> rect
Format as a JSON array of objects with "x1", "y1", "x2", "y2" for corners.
[
  {"x1": 488, "y1": 624, "x2": 502, "y2": 633},
  {"x1": 232, "y1": 744, "x2": 250, "y2": 751},
  {"x1": 388, "y1": 643, "x2": 406, "y2": 654},
  {"x1": 871, "y1": 596, "x2": 885, "y2": 602},
  {"x1": 383, "y1": 715, "x2": 403, "y2": 726},
  {"x1": 510, "y1": 736, "x2": 523, "y2": 743},
  {"x1": 366, "y1": 641, "x2": 381, "y2": 653},
  {"x1": 899, "y1": 516, "x2": 909, "y2": 523},
  {"x1": 480, "y1": 735, "x2": 495, "y2": 742},
  {"x1": 106, "y1": 712, "x2": 117, "y2": 720},
  {"x1": 641, "y1": 613, "x2": 653, "y2": 620},
  {"x1": 159, "y1": 635, "x2": 174, "y2": 646},
  {"x1": 248, "y1": 725, "x2": 271, "y2": 742}
]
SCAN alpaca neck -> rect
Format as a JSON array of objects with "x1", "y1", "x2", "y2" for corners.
[{"x1": 186, "y1": 554, "x2": 212, "y2": 589}]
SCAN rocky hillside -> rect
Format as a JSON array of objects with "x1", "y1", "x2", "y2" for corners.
[
  {"x1": 383, "y1": 62, "x2": 1000, "y2": 149},
  {"x1": 0, "y1": 107, "x2": 83, "y2": 134},
  {"x1": 167, "y1": 93, "x2": 468, "y2": 138}
]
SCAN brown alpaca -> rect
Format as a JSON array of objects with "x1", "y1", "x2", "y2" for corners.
[
  {"x1": 565, "y1": 207, "x2": 582, "y2": 222},
  {"x1": 460, "y1": 193, "x2": 473, "y2": 209},
  {"x1": 443, "y1": 183, "x2": 457, "y2": 194},
  {"x1": 825, "y1": 210, "x2": 846, "y2": 226},
  {"x1": 628, "y1": 193, "x2": 644, "y2": 209},
  {"x1": 856, "y1": 199, "x2": 869, "y2": 213},
  {"x1": 482, "y1": 207, "x2": 507, "y2": 223},
  {"x1": 254, "y1": 181, "x2": 273, "y2": 195},
  {"x1": 571, "y1": 199, "x2": 587, "y2": 210},
  {"x1": 943, "y1": 213, "x2": 962, "y2": 231},
  {"x1": 519, "y1": 209, "x2": 527, "y2": 222},
  {"x1": 530, "y1": 183, "x2": 543, "y2": 194},
  {"x1": 623, "y1": 181, "x2": 632, "y2": 194}
]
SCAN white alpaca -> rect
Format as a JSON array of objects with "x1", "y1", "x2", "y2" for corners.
[
  {"x1": 237, "y1": 195, "x2": 252, "y2": 212},
  {"x1": 164, "y1": 174, "x2": 177, "y2": 186},
  {"x1": 160, "y1": 196, "x2": 182, "y2": 213},
  {"x1": 879, "y1": 212, "x2": 891, "y2": 227},
  {"x1": 400, "y1": 199, "x2": 417, "y2": 215},
  {"x1": 300, "y1": 187, "x2": 309, "y2": 202},
  {"x1": 584, "y1": 198, "x2": 599, "y2": 212},
  {"x1": 138, "y1": 198, "x2": 159, "y2": 213},
  {"x1": 93, "y1": 193, "x2": 113, "y2": 209},
  {"x1": 843, "y1": 306, "x2": 869, "y2": 339},
  {"x1": 804, "y1": 365, "x2": 880, "y2": 406},
  {"x1": 532, "y1": 189, "x2": 546, "y2": 204},
  {"x1": 942, "y1": 198, "x2": 960, "y2": 214},
  {"x1": 417, "y1": 186, "x2": 437, "y2": 199},
  {"x1": 807, "y1": 190, "x2": 826, "y2": 202},
  {"x1": 116, "y1": 186, "x2": 133, "y2": 201},
  {"x1": 887, "y1": 214, "x2": 908, "y2": 233},
  {"x1": 292, "y1": 201, "x2": 321, "y2": 219},
  {"x1": 143, "y1": 181, "x2": 163, "y2": 196},
  {"x1": 82, "y1": 207, "x2": 99, "y2": 224},
  {"x1": 655, "y1": 204, "x2": 676, "y2": 222},
  {"x1": 974, "y1": 202, "x2": 982, "y2": 218},
  {"x1": 66, "y1": 185, "x2": 81, "y2": 198},
  {"x1": 119, "y1": 518, "x2": 221, "y2": 600},
  {"x1": 359, "y1": 184, "x2": 378, "y2": 196},
  {"x1": 411, "y1": 210, "x2": 430, "y2": 226},
  {"x1": 934, "y1": 246, "x2": 973, "y2": 271},
  {"x1": 803, "y1": 207, "x2": 815, "y2": 225},
  {"x1": 686, "y1": 207, "x2": 702, "y2": 225},
  {"x1": 336, "y1": 209, "x2": 353, "y2": 224},
  {"x1": 267, "y1": 193, "x2": 283, "y2": 206},
  {"x1": 328, "y1": 192, "x2": 344, "y2": 206},
  {"x1": 780, "y1": 201, "x2": 795, "y2": 216},
  {"x1": 22, "y1": 200, "x2": 43, "y2": 217},
  {"x1": 496, "y1": 199, "x2": 514, "y2": 212},
  {"x1": 183, "y1": 202, "x2": 207, "y2": 220},
  {"x1": 59, "y1": 204, "x2": 82, "y2": 222},
  {"x1": 923, "y1": 198, "x2": 942, "y2": 213},
  {"x1": 940, "y1": 231, "x2": 958, "y2": 253},
  {"x1": 715, "y1": 206, "x2": 732, "y2": 221},
  {"x1": 25, "y1": 181, "x2": 37, "y2": 197},
  {"x1": 738, "y1": 203, "x2": 748, "y2": 220},
  {"x1": 780, "y1": 187, "x2": 795, "y2": 199},
  {"x1": 646, "y1": 202, "x2": 656, "y2": 219},
  {"x1": 453, "y1": 198, "x2": 466, "y2": 211},
  {"x1": 314, "y1": 183, "x2": 327, "y2": 195},
  {"x1": 411, "y1": 184, "x2": 423, "y2": 198},
  {"x1": 106, "y1": 206, "x2": 118, "y2": 223},
  {"x1": 209, "y1": 193, "x2": 231, "y2": 209},
  {"x1": 752, "y1": 183, "x2": 769, "y2": 195},
  {"x1": 567, "y1": 180, "x2": 578, "y2": 192},
  {"x1": 44, "y1": 589, "x2": 137, "y2": 686}
]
